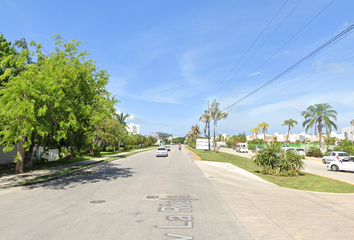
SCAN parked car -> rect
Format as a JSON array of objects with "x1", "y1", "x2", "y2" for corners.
[
  {"x1": 284, "y1": 147, "x2": 306, "y2": 157},
  {"x1": 322, "y1": 151, "x2": 349, "y2": 164},
  {"x1": 239, "y1": 148, "x2": 249, "y2": 153},
  {"x1": 233, "y1": 142, "x2": 243, "y2": 150},
  {"x1": 165, "y1": 145, "x2": 171, "y2": 151},
  {"x1": 235, "y1": 143, "x2": 248, "y2": 152},
  {"x1": 156, "y1": 147, "x2": 168, "y2": 157},
  {"x1": 327, "y1": 156, "x2": 354, "y2": 171},
  {"x1": 252, "y1": 146, "x2": 263, "y2": 153}
]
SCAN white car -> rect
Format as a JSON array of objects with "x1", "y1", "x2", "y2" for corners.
[
  {"x1": 239, "y1": 148, "x2": 248, "y2": 153},
  {"x1": 327, "y1": 156, "x2": 354, "y2": 171},
  {"x1": 156, "y1": 147, "x2": 168, "y2": 157},
  {"x1": 165, "y1": 145, "x2": 171, "y2": 151},
  {"x1": 322, "y1": 151, "x2": 349, "y2": 164}
]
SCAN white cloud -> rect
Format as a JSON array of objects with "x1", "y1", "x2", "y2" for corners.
[{"x1": 246, "y1": 72, "x2": 260, "y2": 77}]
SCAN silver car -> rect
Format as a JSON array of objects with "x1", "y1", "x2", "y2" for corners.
[
  {"x1": 156, "y1": 147, "x2": 168, "y2": 157},
  {"x1": 322, "y1": 151, "x2": 349, "y2": 164}
]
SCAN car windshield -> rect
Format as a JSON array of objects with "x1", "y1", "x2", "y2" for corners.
[{"x1": 158, "y1": 148, "x2": 166, "y2": 151}]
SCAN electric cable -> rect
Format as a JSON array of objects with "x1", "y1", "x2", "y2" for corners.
[
  {"x1": 222, "y1": 22, "x2": 354, "y2": 111},
  {"x1": 216, "y1": 0, "x2": 335, "y2": 99},
  {"x1": 233, "y1": 55, "x2": 354, "y2": 112},
  {"x1": 203, "y1": 0, "x2": 289, "y2": 101}
]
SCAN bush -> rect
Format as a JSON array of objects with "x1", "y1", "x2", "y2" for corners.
[
  {"x1": 253, "y1": 143, "x2": 305, "y2": 176},
  {"x1": 106, "y1": 146, "x2": 114, "y2": 152},
  {"x1": 307, "y1": 145, "x2": 322, "y2": 157}
]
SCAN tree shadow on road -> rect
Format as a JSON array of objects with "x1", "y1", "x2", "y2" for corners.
[{"x1": 23, "y1": 162, "x2": 137, "y2": 190}]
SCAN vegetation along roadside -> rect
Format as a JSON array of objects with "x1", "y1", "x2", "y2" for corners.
[{"x1": 186, "y1": 146, "x2": 354, "y2": 193}]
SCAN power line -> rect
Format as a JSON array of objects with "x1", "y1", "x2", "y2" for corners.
[
  {"x1": 217, "y1": 0, "x2": 336, "y2": 99},
  {"x1": 222, "y1": 22, "x2": 354, "y2": 111},
  {"x1": 233, "y1": 55, "x2": 354, "y2": 111},
  {"x1": 203, "y1": 0, "x2": 289, "y2": 101}
]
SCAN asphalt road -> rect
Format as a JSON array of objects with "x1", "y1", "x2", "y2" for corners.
[
  {"x1": 1, "y1": 146, "x2": 354, "y2": 240},
  {"x1": 0, "y1": 146, "x2": 251, "y2": 240}
]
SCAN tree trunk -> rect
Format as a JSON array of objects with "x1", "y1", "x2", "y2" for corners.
[
  {"x1": 213, "y1": 123, "x2": 216, "y2": 152},
  {"x1": 24, "y1": 134, "x2": 36, "y2": 167},
  {"x1": 318, "y1": 124, "x2": 322, "y2": 150},
  {"x1": 286, "y1": 126, "x2": 290, "y2": 146},
  {"x1": 15, "y1": 139, "x2": 25, "y2": 174}
]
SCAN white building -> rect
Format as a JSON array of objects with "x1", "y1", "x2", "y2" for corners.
[
  {"x1": 150, "y1": 132, "x2": 173, "y2": 145},
  {"x1": 126, "y1": 123, "x2": 140, "y2": 135},
  {"x1": 342, "y1": 123, "x2": 354, "y2": 141}
]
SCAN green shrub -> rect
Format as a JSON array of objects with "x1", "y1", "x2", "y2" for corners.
[
  {"x1": 106, "y1": 146, "x2": 114, "y2": 152},
  {"x1": 307, "y1": 145, "x2": 322, "y2": 157},
  {"x1": 253, "y1": 142, "x2": 305, "y2": 176}
]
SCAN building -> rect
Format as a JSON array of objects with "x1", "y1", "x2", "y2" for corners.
[
  {"x1": 126, "y1": 123, "x2": 140, "y2": 135},
  {"x1": 150, "y1": 132, "x2": 173, "y2": 145}
]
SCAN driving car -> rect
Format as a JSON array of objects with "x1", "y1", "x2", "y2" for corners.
[
  {"x1": 156, "y1": 147, "x2": 168, "y2": 157},
  {"x1": 165, "y1": 145, "x2": 171, "y2": 151},
  {"x1": 327, "y1": 156, "x2": 354, "y2": 171},
  {"x1": 322, "y1": 151, "x2": 349, "y2": 164}
]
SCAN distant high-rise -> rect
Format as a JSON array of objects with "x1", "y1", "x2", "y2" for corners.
[{"x1": 126, "y1": 123, "x2": 140, "y2": 134}]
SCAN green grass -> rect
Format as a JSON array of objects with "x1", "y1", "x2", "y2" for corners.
[{"x1": 187, "y1": 147, "x2": 354, "y2": 193}]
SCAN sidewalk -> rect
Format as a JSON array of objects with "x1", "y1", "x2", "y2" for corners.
[{"x1": 0, "y1": 148, "x2": 155, "y2": 188}]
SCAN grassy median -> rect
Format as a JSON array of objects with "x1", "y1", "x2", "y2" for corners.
[{"x1": 187, "y1": 147, "x2": 354, "y2": 193}]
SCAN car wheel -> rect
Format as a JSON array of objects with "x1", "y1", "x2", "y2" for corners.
[
  {"x1": 331, "y1": 165, "x2": 339, "y2": 171},
  {"x1": 322, "y1": 159, "x2": 326, "y2": 164}
]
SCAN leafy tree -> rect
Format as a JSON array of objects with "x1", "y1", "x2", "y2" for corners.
[
  {"x1": 172, "y1": 137, "x2": 185, "y2": 144},
  {"x1": 0, "y1": 32, "x2": 16, "y2": 87},
  {"x1": 301, "y1": 103, "x2": 337, "y2": 150},
  {"x1": 282, "y1": 119, "x2": 298, "y2": 146},
  {"x1": 186, "y1": 125, "x2": 201, "y2": 148},
  {"x1": 0, "y1": 35, "x2": 117, "y2": 173},
  {"x1": 210, "y1": 99, "x2": 229, "y2": 152}
]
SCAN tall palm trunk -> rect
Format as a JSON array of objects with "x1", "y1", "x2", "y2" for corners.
[
  {"x1": 318, "y1": 123, "x2": 322, "y2": 150},
  {"x1": 286, "y1": 126, "x2": 290, "y2": 146},
  {"x1": 213, "y1": 122, "x2": 216, "y2": 152}
]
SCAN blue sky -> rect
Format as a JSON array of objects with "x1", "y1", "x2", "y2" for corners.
[{"x1": 1, "y1": 0, "x2": 354, "y2": 137}]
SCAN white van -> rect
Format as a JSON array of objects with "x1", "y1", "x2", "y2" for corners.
[{"x1": 236, "y1": 143, "x2": 248, "y2": 152}]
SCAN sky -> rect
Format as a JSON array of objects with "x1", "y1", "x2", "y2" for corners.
[{"x1": 1, "y1": 0, "x2": 354, "y2": 138}]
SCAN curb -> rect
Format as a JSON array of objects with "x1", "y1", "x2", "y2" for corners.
[{"x1": 185, "y1": 147, "x2": 202, "y2": 161}]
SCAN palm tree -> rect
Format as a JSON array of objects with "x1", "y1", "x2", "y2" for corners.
[
  {"x1": 250, "y1": 127, "x2": 259, "y2": 142},
  {"x1": 258, "y1": 122, "x2": 269, "y2": 144},
  {"x1": 116, "y1": 112, "x2": 130, "y2": 129},
  {"x1": 301, "y1": 103, "x2": 337, "y2": 150},
  {"x1": 199, "y1": 110, "x2": 210, "y2": 137},
  {"x1": 115, "y1": 112, "x2": 130, "y2": 151},
  {"x1": 282, "y1": 119, "x2": 298, "y2": 146},
  {"x1": 322, "y1": 132, "x2": 337, "y2": 151},
  {"x1": 210, "y1": 99, "x2": 229, "y2": 152}
]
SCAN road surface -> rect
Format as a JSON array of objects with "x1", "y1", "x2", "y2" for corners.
[{"x1": 1, "y1": 145, "x2": 354, "y2": 239}]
